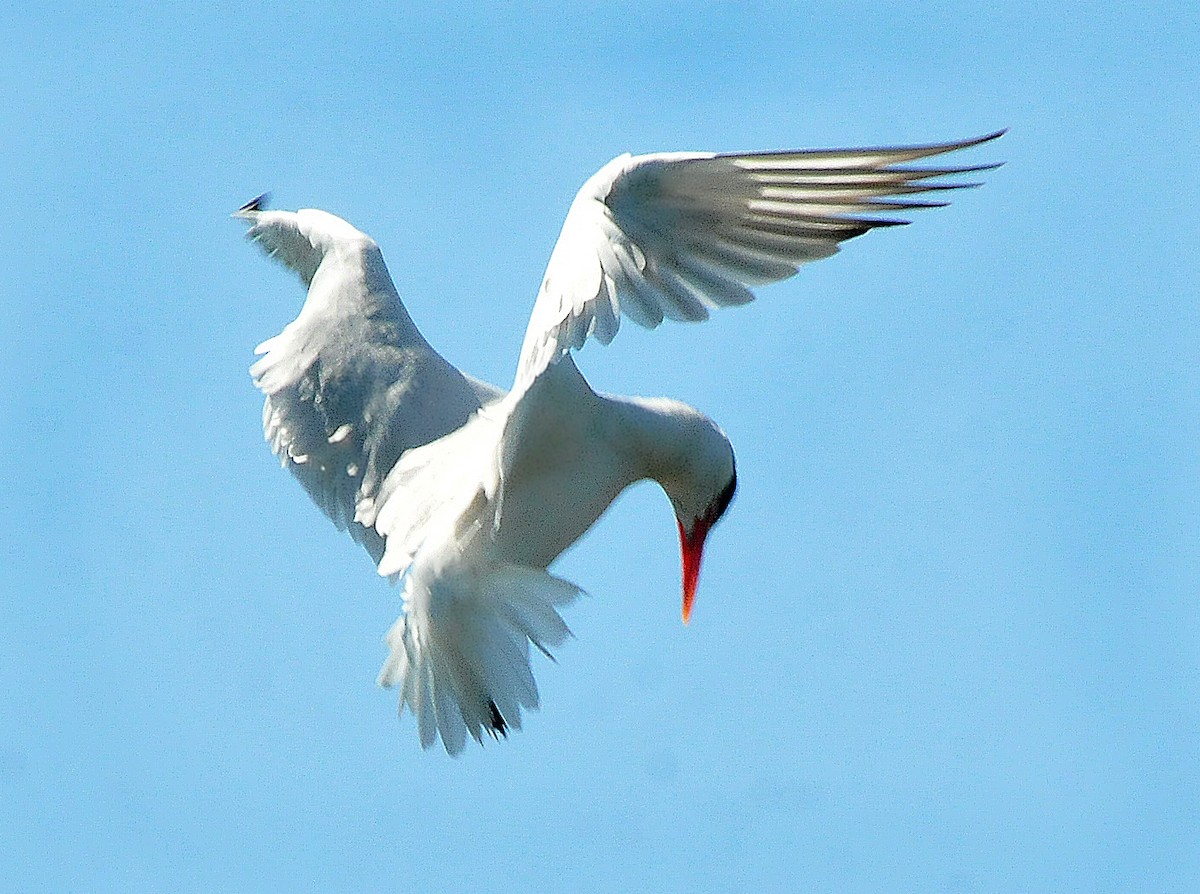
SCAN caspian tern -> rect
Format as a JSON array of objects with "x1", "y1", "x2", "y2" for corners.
[{"x1": 237, "y1": 131, "x2": 1002, "y2": 754}]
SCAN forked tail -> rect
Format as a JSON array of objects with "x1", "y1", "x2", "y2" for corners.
[{"x1": 378, "y1": 559, "x2": 583, "y2": 755}]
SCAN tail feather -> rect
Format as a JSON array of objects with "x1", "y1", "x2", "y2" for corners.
[
  {"x1": 378, "y1": 558, "x2": 582, "y2": 755},
  {"x1": 491, "y1": 566, "x2": 578, "y2": 658}
]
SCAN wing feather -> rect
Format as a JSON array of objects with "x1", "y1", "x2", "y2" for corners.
[
  {"x1": 237, "y1": 199, "x2": 492, "y2": 563},
  {"x1": 514, "y1": 131, "x2": 1003, "y2": 384}
]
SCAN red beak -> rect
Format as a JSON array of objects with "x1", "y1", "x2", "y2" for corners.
[{"x1": 677, "y1": 516, "x2": 711, "y2": 624}]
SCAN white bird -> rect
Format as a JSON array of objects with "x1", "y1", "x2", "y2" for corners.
[{"x1": 237, "y1": 131, "x2": 1002, "y2": 754}]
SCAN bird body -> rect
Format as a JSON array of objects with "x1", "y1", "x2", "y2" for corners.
[
  {"x1": 372, "y1": 355, "x2": 732, "y2": 570},
  {"x1": 355, "y1": 354, "x2": 737, "y2": 750},
  {"x1": 237, "y1": 131, "x2": 1002, "y2": 753}
]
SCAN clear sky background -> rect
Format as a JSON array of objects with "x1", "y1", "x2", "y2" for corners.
[{"x1": 2, "y1": 3, "x2": 1197, "y2": 892}]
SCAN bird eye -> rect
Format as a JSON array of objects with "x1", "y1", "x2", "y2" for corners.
[{"x1": 711, "y1": 469, "x2": 737, "y2": 521}]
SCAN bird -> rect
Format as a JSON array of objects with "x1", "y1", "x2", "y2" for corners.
[{"x1": 236, "y1": 130, "x2": 1003, "y2": 754}]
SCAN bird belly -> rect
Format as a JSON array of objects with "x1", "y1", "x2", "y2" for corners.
[
  {"x1": 491, "y1": 392, "x2": 630, "y2": 566},
  {"x1": 492, "y1": 448, "x2": 628, "y2": 568}
]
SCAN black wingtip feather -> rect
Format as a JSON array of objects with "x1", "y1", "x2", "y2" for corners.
[
  {"x1": 899, "y1": 161, "x2": 1005, "y2": 179},
  {"x1": 234, "y1": 193, "x2": 271, "y2": 217},
  {"x1": 486, "y1": 701, "x2": 508, "y2": 739}
]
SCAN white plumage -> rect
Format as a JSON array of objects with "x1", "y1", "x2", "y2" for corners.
[{"x1": 236, "y1": 131, "x2": 1002, "y2": 754}]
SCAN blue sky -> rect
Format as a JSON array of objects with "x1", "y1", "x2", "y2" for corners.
[{"x1": 2, "y1": 3, "x2": 1197, "y2": 891}]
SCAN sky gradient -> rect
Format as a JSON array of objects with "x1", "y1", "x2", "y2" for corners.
[{"x1": 3, "y1": 3, "x2": 1197, "y2": 892}]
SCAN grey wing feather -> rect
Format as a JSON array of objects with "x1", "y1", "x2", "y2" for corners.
[{"x1": 515, "y1": 131, "x2": 1003, "y2": 384}]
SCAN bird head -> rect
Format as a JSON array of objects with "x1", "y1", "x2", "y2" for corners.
[{"x1": 661, "y1": 420, "x2": 737, "y2": 624}]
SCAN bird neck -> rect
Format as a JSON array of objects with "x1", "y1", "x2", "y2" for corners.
[{"x1": 603, "y1": 394, "x2": 714, "y2": 492}]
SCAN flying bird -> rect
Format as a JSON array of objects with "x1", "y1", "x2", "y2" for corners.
[{"x1": 236, "y1": 131, "x2": 1002, "y2": 754}]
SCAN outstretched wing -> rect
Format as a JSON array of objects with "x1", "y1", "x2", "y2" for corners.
[
  {"x1": 515, "y1": 131, "x2": 1003, "y2": 384},
  {"x1": 236, "y1": 198, "x2": 491, "y2": 563}
]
